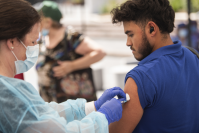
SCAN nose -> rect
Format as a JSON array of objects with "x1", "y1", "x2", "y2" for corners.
[{"x1": 126, "y1": 37, "x2": 132, "y2": 47}]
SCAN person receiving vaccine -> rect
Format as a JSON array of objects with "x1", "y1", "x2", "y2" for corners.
[{"x1": 0, "y1": 0, "x2": 126, "y2": 133}]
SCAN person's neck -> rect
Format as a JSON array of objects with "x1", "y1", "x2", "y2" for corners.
[
  {"x1": 0, "y1": 46, "x2": 16, "y2": 78},
  {"x1": 0, "y1": 61, "x2": 15, "y2": 78},
  {"x1": 45, "y1": 26, "x2": 65, "y2": 49},
  {"x1": 49, "y1": 26, "x2": 64, "y2": 37},
  {"x1": 152, "y1": 34, "x2": 173, "y2": 52}
]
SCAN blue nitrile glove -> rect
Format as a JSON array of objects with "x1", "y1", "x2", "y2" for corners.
[
  {"x1": 94, "y1": 87, "x2": 126, "y2": 110},
  {"x1": 98, "y1": 98, "x2": 123, "y2": 125}
]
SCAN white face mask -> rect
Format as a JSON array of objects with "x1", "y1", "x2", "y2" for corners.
[{"x1": 11, "y1": 39, "x2": 39, "y2": 75}]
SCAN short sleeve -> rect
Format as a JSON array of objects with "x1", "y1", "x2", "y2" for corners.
[
  {"x1": 125, "y1": 69, "x2": 157, "y2": 109},
  {"x1": 66, "y1": 26, "x2": 84, "y2": 50}
]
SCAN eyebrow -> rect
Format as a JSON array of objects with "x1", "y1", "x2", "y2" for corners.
[{"x1": 125, "y1": 30, "x2": 132, "y2": 34}]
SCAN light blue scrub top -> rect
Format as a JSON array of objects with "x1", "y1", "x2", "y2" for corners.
[{"x1": 0, "y1": 75, "x2": 108, "y2": 133}]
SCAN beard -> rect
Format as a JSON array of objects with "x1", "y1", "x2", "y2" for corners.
[{"x1": 133, "y1": 32, "x2": 153, "y2": 61}]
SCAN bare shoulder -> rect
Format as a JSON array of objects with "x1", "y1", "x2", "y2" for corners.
[{"x1": 109, "y1": 77, "x2": 143, "y2": 133}]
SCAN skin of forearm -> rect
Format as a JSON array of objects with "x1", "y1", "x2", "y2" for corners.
[{"x1": 71, "y1": 49, "x2": 106, "y2": 71}]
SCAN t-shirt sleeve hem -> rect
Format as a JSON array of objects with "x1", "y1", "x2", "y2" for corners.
[{"x1": 125, "y1": 71, "x2": 147, "y2": 110}]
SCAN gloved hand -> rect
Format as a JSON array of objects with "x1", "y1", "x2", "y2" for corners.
[
  {"x1": 98, "y1": 98, "x2": 123, "y2": 125},
  {"x1": 94, "y1": 87, "x2": 126, "y2": 110}
]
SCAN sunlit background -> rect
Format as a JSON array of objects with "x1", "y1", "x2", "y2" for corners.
[{"x1": 24, "y1": 0, "x2": 199, "y2": 98}]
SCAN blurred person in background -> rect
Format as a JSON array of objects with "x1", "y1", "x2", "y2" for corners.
[
  {"x1": 36, "y1": 1, "x2": 106, "y2": 103},
  {"x1": 189, "y1": 21, "x2": 199, "y2": 51},
  {"x1": 172, "y1": 21, "x2": 199, "y2": 51},
  {"x1": 176, "y1": 23, "x2": 188, "y2": 45},
  {"x1": 0, "y1": 0, "x2": 126, "y2": 132}
]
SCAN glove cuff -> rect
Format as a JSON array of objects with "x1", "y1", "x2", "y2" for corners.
[
  {"x1": 98, "y1": 109, "x2": 111, "y2": 125},
  {"x1": 94, "y1": 101, "x2": 100, "y2": 111},
  {"x1": 85, "y1": 101, "x2": 95, "y2": 115}
]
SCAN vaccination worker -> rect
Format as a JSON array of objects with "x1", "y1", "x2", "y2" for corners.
[
  {"x1": 109, "y1": 0, "x2": 199, "y2": 133},
  {"x1": 0, "y1": 0, "x2": 126, "y2": 133}
]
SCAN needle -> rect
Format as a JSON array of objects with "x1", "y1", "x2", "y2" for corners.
[{"x1": 121, "y1": 93, "x2": 130, "y2": 104}]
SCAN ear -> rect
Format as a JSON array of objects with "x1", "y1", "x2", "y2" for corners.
[
  {"x1": 6, "y1": 38, "x2": 20, "y2": 50},
  {"x1": 46, "y1": 17, "x2": 53, "y2": 27},
  {"x1": 6, "y1": 38, "x2": 14, "y2": 51},
  {"x1": 146, "y1": 21, "x2": 157, "y2": 37}
]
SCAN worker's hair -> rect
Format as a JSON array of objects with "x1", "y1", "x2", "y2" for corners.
[
  {"x1": 0, "y1": 0, "x2": 40, "y2": 41},
  {"x1": 111, "y1": 0, "x2": 175, "y2": 34}
]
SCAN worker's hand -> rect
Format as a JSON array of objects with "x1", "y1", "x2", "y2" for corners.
[
  {"x1": 98, "y1": 98, "x2": 123, "y2": 125},
  {"x1": 94, "y1": 87, "x2": 126, "y2": 110},
  {"x1": 53, "y1": 61, "x2": 74, "y2": 78}
]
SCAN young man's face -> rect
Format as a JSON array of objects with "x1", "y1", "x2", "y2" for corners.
[{"x1": 123, "y1": 21, "x2": 153, "y2": 61}]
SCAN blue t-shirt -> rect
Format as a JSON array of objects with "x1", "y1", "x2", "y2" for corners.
[{"x1": 125, "y1": 41, "x2": 199, "y2": 133}]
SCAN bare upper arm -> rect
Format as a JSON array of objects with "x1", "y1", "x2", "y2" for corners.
[
  {"x1": 75, "y1": 37, "x2": 103, "y2": 55},
  {"x1": 109, "y1": 77, "x2": 143, "y2": 133}
]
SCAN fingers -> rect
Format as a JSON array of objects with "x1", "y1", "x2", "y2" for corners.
[
  {"x1": 111, "y1": 90, "x2": 126, "y2": 99},
  {"x1": 52, "y1": 65, "x2": 62, "y2": 71},
  {"x1": 53, "y1": 60, "x2": 65, "y2": 72},
  {"x1": 53, "y1": 66, "x2": 65, "y2": 77},
  {"x1": 109, "y1": 98, "x2": 122, "y2": 107},
  {"x1": 111, "y1": 87, "x2": 126, "y2": 98},
  {"x1": 54, "y1": 71, "x2": 65, "y2": 77},
  {"x1": 111, "y1": 87, "x2": 123, "y2": 90},
  {"x1": 57, "y1": 60, "x2": 63, "y2": 64},
  {"x1": 117, "y1": 97, "x2": 126, "y2": 103},
  {"x1": 111, "y1": 98, "x2": 123, "y2": 118},
  {"x1": 109, "y1": 87, "x2": 125, "y2": 96}
]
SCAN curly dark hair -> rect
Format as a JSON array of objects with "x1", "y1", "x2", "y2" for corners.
[{"x1": 111, "y1": 0, "x2": 175, "y2": 34}]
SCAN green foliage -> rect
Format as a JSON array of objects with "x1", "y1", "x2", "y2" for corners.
[
  {"x1": 191, "y1": 0, "x2": 199, "y2": 12},
  {"x1": 169, "y1": 0, "x2": 199, "y2": 12},
  {"x1": 101, "y1": 0, "x2": 199, "y2": 14},
  {"x1": 71, "y1": 0, "x2": 84, "y2": 4},
  {"x1": 169, "y1": 0, "x2": 187, "y2": 12},
  {"x1": 101, "y1": 0, "x2": 126, "y2": 14}
]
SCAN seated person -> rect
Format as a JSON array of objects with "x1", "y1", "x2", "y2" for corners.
[{"x1": 109, "y1": 0, "x2": 199, "y2": 133}]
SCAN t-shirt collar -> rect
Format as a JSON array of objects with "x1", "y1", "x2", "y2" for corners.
[{"x1": 138, "y1": 40, "x2": 182, "y2": 65}]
